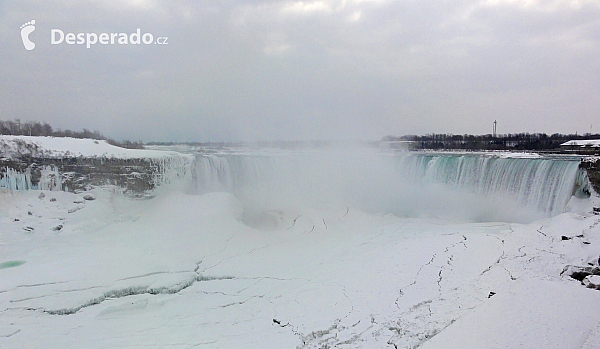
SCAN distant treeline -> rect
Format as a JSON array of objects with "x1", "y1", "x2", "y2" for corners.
[
  {"x1": 0, "y1": 119, "x2": 144, "y2": 149},
  {"x1": 382, "y1": 133, "x2": 600, "y2": 151}
]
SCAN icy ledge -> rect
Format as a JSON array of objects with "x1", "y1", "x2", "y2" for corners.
[{"x1": 0, "y1": 136, "x2": 193, "y2": 194}]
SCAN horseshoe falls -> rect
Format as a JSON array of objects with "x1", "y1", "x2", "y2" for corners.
[{"x1": 188, "y1": 150, "x2": 585, "y2": 223}]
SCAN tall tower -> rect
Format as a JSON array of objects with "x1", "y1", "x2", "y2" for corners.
[{"x1": 493, "y1": 120, "x2": 497, "y2": 138}]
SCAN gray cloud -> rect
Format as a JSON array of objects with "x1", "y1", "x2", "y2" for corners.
[{"x1": 1, "y1": 0, "x2": 599, "y2": 141}]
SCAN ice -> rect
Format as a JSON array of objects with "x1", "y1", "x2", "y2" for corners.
[
  {"x1": 419, "y1": 279, "x2": 600, "y2": 349},
  {"x1": 0, "y1": 168, "x2": 33, "y2": 190}
]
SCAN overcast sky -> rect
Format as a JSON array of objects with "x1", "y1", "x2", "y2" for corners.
[{"x1": 1, "y1": 0, "x2": 599, "y2": 142}]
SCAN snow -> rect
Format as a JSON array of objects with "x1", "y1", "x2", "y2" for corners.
[
  {"x1": 419, "y1": 279, "x2": 600, "y2": 349},
  {"x1": 584, "y1": 275, "x2": 600, "y2": 289},
  {"x1": 1, "y1": 146, "x2": 600, "y2": 348},
  {"x1": 424, "y1": 150, "x2": 546, "y2": 159},
  {"x1": 561, "y1": 140, "x2": 600, "y2": 148},
  {"x1": 0, "y1": 135, "x2": 188, "y2": 159}
]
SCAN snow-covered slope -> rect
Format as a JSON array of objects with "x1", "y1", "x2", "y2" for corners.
[{"x1": 0, "y1": 135, "x2": 183, "y2": 159}]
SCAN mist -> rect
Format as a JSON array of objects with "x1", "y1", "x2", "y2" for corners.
[{"x1": 180, "y1": 146, "x2": 581, "y2": 223}]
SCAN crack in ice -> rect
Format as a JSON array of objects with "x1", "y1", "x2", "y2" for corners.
[{"x1": 30, "y1": 274, "x2": 234, "y2": 315}]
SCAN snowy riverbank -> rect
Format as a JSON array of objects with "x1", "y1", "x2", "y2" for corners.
[{"x1": 0, "y1": 136, "x2": 192, "y2": 194}]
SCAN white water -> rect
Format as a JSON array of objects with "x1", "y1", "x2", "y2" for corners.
[
  {"x1": 395, "y1": 154, "x2": 582, "y2": 217},
  {"x1": 189, "y1": 150, "x2": 583, "y2": 222}
]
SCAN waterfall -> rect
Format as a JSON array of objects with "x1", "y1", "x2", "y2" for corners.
[
  {"x1": 191, "y1": 151, "x2": 584, "y2": 221},
  {"x1": 395, "y1": 154, "x2": 582, "y2": 217}
]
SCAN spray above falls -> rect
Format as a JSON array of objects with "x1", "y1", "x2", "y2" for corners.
[{"x1": 189, "y1": 150, "x2": 586, "y2": 223}]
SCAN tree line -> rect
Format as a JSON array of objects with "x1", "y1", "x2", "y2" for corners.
[
  {"x1": 0, "y1": 119, "x2": 144, "y2": 149},
  {"x1": 382, "y1": 133, "x2": 600, "y2": 151}
]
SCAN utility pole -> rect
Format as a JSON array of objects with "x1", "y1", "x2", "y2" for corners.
[{"x1": 493, "y1": 120, "x2": 497, "y2": 138}]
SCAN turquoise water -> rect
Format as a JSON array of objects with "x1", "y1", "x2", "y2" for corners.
[{"x1": 0, "y1": 260, "x2": 26, "y2": 269}]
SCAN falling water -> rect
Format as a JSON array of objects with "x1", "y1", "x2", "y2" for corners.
[{"x1": 190, "y1": 151, "x2": 584, "y2": 222}]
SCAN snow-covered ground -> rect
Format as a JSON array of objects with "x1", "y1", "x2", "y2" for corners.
[
  {"x1": 1, "y1": 142, "x2": 600, "y2": 348},
  {"x1": 0, "y1": 135, "x2": 186, "y2": 159}
]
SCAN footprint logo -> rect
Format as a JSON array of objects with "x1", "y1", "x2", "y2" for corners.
[{"x1": 20, "y1": 20, "x2": 36, "y2": 51}]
